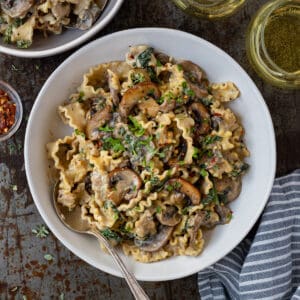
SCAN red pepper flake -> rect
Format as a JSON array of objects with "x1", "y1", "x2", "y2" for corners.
[{"x1": 0, "y1": 89, "x2": 16, "y2": 135}]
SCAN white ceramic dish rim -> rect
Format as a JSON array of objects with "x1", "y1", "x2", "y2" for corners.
[
  {"x1": 0, "y1": 0, "x2": 124, "y2": 58},
  {"x1": 24, "y1": 27, "x2": 276, "y2": 281}
]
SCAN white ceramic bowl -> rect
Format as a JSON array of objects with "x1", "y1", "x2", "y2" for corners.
[
  {"x1": 0, "y1": 0, "x2": 123, "y2": 58},
  {"x1": 25, "y1": 28, "x2": 276, "y2": 281}
]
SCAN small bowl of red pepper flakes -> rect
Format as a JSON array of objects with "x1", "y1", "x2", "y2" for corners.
[{"x1": 0, "y1": 80, "x2": 23, "y2": 142}]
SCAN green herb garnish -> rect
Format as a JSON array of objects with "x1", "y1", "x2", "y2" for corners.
[
  {"x1": 182, "y1": 81, "x2": 195, "y2": 97},
  {"x1": 128, "y1": 116, "x2": 145, "y2": 137},
  {"x1": 131, "y1": 72, "x2": 145, "y2": 85},
  {"x1": 103, "y1": 137, "x2": 125, "y2": 152},
  {"x1": 137, "y1": 47, "x2": 154, "y2": 68},
  {"x1": 202, "y1": 135, "x2": 222, "y2": 147},
  {"x1": 32, "y1": 225, "x2": 50, "y2": 238},
  {"x1": 74, "y1": 129, "x2": 86, "y2": 138},
  {"x1": 100, "y1": 228, "x2": 122, "y2": 243},
  {"x1": 99, "y1": 124, "x2": 114, "y2": 132},
  {"x1": 44, "y1": 254, "x2": 54, "y2": 261}
]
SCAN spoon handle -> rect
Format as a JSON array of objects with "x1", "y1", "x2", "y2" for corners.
[{"x1": 91, "y1": 229, "x2": 150, "y2": 300}]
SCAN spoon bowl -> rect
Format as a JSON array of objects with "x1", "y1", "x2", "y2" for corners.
[{"x1": 52, "y1": 182, "x2": 149, "y2": 300}]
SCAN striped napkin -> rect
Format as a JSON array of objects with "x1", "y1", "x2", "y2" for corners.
[{"x1": 198, "y1": 169, "x2": 300, "y2": 300}]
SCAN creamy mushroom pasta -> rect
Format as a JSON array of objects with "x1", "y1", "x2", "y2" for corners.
[
  {"x1": 47, "y1": 45, "x2": 250, "y2": 263},
  {"x1": 0, "y1": 0, "x2": 105, "y2": 48}
]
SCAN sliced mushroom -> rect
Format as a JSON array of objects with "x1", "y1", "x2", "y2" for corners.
[
  {"x1": 189, "y1": 102, "x2": 211, "y2": 135},
  {"x1": 86, "y1": 105, "x2": 112, "y2": 140},
  {"x1": 156, "y1": 206, "x2": 182, "y2": 226},
  {"x1": 178, "y1": 60, "x2": 204, "y2": 84},
  {"x1": 213, "y1": 176, "x2": 242, "y2": 203},
  {"x1": 107, "y1": 168, "x2": 142, "y2": 205},
  {"x1": 155, "y1": 52, "x2": 170, "y2": 65},
  {"x1": 135, "y1": 225, "x2": 174, "y2": 252},
  {"x1": 167, "y1": 178, "x2": 201, "y2": 205},
  {"x1": 1, "y1": 0, "x2": 33, "y2": 18},
  {"x1": 159, "y1": 98, "x2": 176, "y2": 113},
  {"x1": 119, "y1": 82, "x2": 161, "y2": 118},
  {"x1": 189, "y1": 211, "x2": 205, "y2": 245},
  {"x1": 215, "y1": 205, "x2": 232, "y2": 224},
  {"x1": 179, "y1": 60, "x2": 209, "y2": 98}
]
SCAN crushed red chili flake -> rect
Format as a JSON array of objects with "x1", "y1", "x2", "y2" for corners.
[{"x1": 0, "y1": 89, "x2": 16, "y2": 135}]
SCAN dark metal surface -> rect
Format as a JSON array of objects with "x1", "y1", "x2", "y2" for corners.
[{"x1": 0, "y1": 0, "x2": 299, "y2": 299}]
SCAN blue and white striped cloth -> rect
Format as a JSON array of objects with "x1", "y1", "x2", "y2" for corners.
[{"x1": 198, "y1": 169, "x2": 300, "y2": 300}]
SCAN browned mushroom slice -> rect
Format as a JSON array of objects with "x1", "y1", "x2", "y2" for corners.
[
  {"x1": 213, "y1": 176, "x2": 242, "y2": 203},
  {"x1": 167, "y1": 178, "x2": 201, "y2": 205},
  {"x1": 135, "y1": 225, "x2": 174, "y2": 252},
  {"x1": 119, "y1": 82, "x2": 161, "y2": 118},
  {"x1": 179, "y1": 61, "x2": 209, "y2": 98},
  {"x1": 107, "y1": 168, "x2": 142, "y2": 205},
  {"x1": 1, "y1": 0, "x2": 33, "y2": 18},
  {"x1": 189, "y1": 102, "x2": 211, "y2": 135},
  {"x1": 155, "y1": 52, "x2": 171, "y2": 65},
  {"x1": 156, "y1": 206, "x2": 182, "y2": 226},
  {"x1": 215, "y1": 205, "x2": 232, "y2": 224},
  {"x1": 86, "y1": 105, "x2": 112, "y2": 140}
]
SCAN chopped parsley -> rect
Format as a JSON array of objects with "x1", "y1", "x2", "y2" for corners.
[
  {"x1": 102, "y1": 137, "x2": 125, "y2": 152},
  {"x1": 137, "y1": 47, "x2": 154, "y2": 68},
  {"x1": 156, "y1": 206, "x2": 162, "y2": 214},
  {"x1": 200, "y1": 168, "x2": 208, "y2": 177},
  {"x1": 131, "y1": 72, "x2": 145, "y2": 84},
  {"x1": 32, "y1": 225, "x2": 50, "y2": 238},
  {"x1": 182, "y1": 81, "x2": 195, "y2": 97},
  {"x1": 156, "y1": 59, "x2": 163, "y2": 67},
  {"x1": 177, "y1": 64, "x2": 183, "y2": 71},
  {"x1": 77, "y1": 91, "x2": 85, "y2": 103},
  {"x1": 202, "y1": 135, "x2": 222, "y2": 147},
  {"x1": 230, "y1": 163, "x2": 249, "y2": 177},
  {"x1": 100, "y1": 228, "x2": 122, "y2": 243},
  {"x1": 44, "y1": 254, "x2": 54, "y2": 261},
  {"x1": 128, "y1": 116, "x2": 145, "y2": 137},
  {"x1": 104, "y1": 201, "x2": 119, "y2": 220},
  {"x1": 16, "y1": 40, "x2": 31, "y2": 49},
  {"x1": 192, "y1": 147, "x2": 200, "y2": 159},
  {"x1": 99, "y1": 124, "x2": 114, "y2": 132},
  {"x1": 74, "y1": 129, "x2": 86, "y2": 138},
  {"x1": 3, "y1": 25, "x2": 13, "y2": 43},
  {"x1": 202, "y1": 187, "x2": 219, "y2": 206},
  {"x1": 201, "y1": 97, "x2": 213, "y2": 106}
]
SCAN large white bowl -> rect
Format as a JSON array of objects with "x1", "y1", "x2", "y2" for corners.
[
  {"x1": 0, "y1": 0, "x2": 123, "y2": 58},
  {"x1": 25, "y1": 28, "x2": 276, "y2": 281}
]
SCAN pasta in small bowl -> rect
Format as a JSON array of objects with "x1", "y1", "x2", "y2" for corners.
[{"x1": 0, "y1": 0, "x2": 123, "y2": 57}]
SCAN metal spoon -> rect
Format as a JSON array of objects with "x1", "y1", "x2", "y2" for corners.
[{"x1": 53, "y1": 182, "x2": 150, "y2": 300}]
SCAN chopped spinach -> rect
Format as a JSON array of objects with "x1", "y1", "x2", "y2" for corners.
[
  {"x1": 230, "y1": 163, "x2": 249, "y2": 177},
  {"x1": 137, "y1": 47, "x2": 154, "y2": 68}
]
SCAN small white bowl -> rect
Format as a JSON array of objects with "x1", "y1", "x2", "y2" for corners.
[
  {"x1": 0, "y1": 0, "x2": 123, "y2": 58},
  {"x1": 25, "y1": 28, "x2": 276, "y2": 281}
]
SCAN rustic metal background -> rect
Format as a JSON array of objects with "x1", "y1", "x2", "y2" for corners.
[{"x1": 0, "y1": 0, "x2": 299, "y2": 299}]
